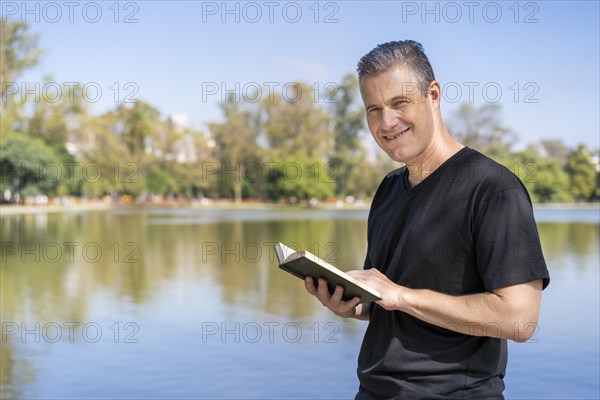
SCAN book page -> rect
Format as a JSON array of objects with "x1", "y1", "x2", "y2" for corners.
[{"x1": 274, "y1": 242, "x2": 296, "y2": 264}]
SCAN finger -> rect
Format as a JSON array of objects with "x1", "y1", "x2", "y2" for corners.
[
  {"x1": 330, "y1": 285, "x2": 344, "y2": 304},
  {"x1": 331, "y1": 297, "x2": 361, "y2": 318},
  {"x1": 317, "y1": 278, "x2": 331, "y2": 301},
  {"x1": 305, "y1": 276, "x2": 316, "y2": 295},
  {"x1": 348, "y1": 296, "x2": 362, "y2": 308},
  {"x1": 339, "y1": 296, "x2": 361, "y2": 312}
]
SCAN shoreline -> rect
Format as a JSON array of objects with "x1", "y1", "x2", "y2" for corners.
[{"x1": 1, "y1": 201, "x2": 598, "y2": 216}]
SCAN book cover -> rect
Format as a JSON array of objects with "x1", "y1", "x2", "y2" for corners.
[{"x1": 273, "y1": 242, "x2": 381, "y2": 304}]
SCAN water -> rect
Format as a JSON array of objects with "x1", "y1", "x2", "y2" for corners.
[{"x1": 1, "y1": 207, "x2": 598, "y2": 399}]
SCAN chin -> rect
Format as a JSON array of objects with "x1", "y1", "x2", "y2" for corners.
[{"x1": 384, "y1": 148, "x2": 410, "y2": 164}]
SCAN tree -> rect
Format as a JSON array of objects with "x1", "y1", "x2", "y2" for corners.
[
  {"x1": 0, "y1": 132, "x2": 63, "y2": 203},
  {"x1": 74, "y1": 110, "x2": 133, "y2": 197},
  {"x1": 0, "y1": 20, "x2": 42, "y2": 135},
  {"x1": 26, "y1": 77, "x2": 88, "y2": 149},
  {"x1": 116, "y1": 101, "x2": 160, "y2": 157},
  {"x1": 209, "y1": 94, "x2": 259, "y2": 202},
  {"x1": 565, "y1": 144, "x2": 596, "y2": 201},
  {"x1": 493, "y1": 151, "x2": 571, "y2": 203},
  {"x1": 261, "y1": 82, "x2": 333, "y2": 160},
  {"x1": 328, "y1": 73, "x2": 366, "y2": 197},
  {"x1": 264, "y1": 154, "x2": 335, "y2": 201},
  {"x1": 115, "y1": 101, "x2": 161, "y2": 197},
  {"x1": 450, "y1": 103, "x2": 516, "y2": 157},
  {"x1": 144, "y1": 118, "x2": 216, "y2": 198},
  {"x1": 260, "y1": 82, "x2": 334, "y2": 200},
  {"x1": 0, "y1": 21, "x2": 41, "y2": 88},
  {"x1": 182, "y1": 127, "x2": 218, "y2": 199},
  {"x1": 527, "y1": 139, "x2": 570, "y2": 168}
]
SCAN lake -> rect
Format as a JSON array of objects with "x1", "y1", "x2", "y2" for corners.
[{"x1": 1, "y1": 207, "x2": 598, "y2": 399}]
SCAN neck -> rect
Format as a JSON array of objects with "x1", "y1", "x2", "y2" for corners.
[{"x1": 405, "y1": 130, "x2": 464, "y2": 188}]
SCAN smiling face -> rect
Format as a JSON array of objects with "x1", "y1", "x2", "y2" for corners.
[{"x1": 360, "y1": 65, "x2": 441, "y2": 165}]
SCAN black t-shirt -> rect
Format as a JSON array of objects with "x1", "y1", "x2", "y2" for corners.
[{"x1": 356, "y1": 147, "x2": 550, "y2": 400}]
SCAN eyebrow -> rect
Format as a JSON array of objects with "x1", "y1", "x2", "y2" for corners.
[
  {"x1": 366, "y1": 95, "x2": 412, "y2": 111},
  {"x1": 388, "y1": 95, "x2": 411, "y2": 103}
]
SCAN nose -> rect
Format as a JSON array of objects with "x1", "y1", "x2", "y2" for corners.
[{"x1": 380, "y1": 108, "x2": 398, "y2": 131}]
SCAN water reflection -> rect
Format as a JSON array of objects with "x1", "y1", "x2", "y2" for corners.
[
  {"x1": 142, "y1": 214, "x2": 369, "y2": 318},
  {"x1": 1, "y1": 208, "x2": 598, "y2": 399},
  {"x1": 537, "y1": 222, "x2": 598, "y2": 270}
]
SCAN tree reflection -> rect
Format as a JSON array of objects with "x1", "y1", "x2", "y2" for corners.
[
  {"x1": 537, "y1": 222, "x2": 599, "y2": 270},
  {"x1": 1, "y1": 209, "x2": 597, "y2": 396}
]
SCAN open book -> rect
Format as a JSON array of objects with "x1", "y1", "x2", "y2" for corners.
[{"x1": 273, "y1": 242, "x2": 381, "y2": 304}]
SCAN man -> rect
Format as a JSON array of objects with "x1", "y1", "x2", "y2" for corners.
[{"x1": 304, "y1": 40, "x2": 550, "y2": 399}]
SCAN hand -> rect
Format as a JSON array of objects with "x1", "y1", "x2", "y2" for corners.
[
  {"x1": 304, "y1": 276, "x2": 361, "y2": 318},
  {"x1": 347, "y1": 269, "x2": 405, "y2": 311}
]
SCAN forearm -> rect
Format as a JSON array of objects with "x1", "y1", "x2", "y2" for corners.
[
  {"x1": 349, "y1": 269, "x2": 543, "y2": 342},
  {"x1": 399, "y1": 282, "x2": 542, "y2": 342}
]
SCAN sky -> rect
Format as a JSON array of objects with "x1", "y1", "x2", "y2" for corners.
[{"x1": 4, "y1": 0, "x2": 600, "y2": 150}]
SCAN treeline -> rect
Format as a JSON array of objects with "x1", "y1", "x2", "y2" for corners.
[
  {"x1": 0, "y1": 76, "x2": 391, "y2": 204},
  {"x1": 449, "y1": 103, "x2": 598, "y2": 203},
  {"x1": 1, "y1": 21, "x2": 598, "y2": 204}
]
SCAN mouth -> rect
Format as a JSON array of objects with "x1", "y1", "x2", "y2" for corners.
[{"x1": 382, "y1": 127, "x2": 410, "y2": 142}]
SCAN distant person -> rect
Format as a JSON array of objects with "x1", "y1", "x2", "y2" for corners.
[{"x1": 305, "y1": 40, "x2": 550, "y2": 399}]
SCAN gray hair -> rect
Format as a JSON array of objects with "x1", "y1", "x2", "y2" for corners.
[{"x1": 357, "y1": 40, "x2": 435, "y2": 96}]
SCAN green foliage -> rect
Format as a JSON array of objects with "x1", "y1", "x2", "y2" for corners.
[
  {"x1": 494, "y1": 151, "x2": 572, "y2": 203},
  {"x1": 261, "y1": 82, "x2": 333, "y2": 160},
  {"x1": 209, "y1": 95, "x2": 259, "y2": 202},
  {"x1": 0, "y1": 133, "x2": 63, "y2": 203},
  {"x1": 0, "y1": 21, "x2": 42, "y2": 84},
  {"x1": 450, "y1": 103, "x2": 516, "y2": 157},
  {"x1": 26, "y1": 77, "x2": 88, "y2": 149},
  {"x1": 328, "y1": 73, "x2": 367, "y2": 196},
  {"x1": 265, "y1": 155, "x2": 335, "y2": 201},
  {"x1": 2, "y1": 20, "x2": 597, "y2": 204},
  {"x1": 527, "y1": 140, "x2": 570, "y2": 167},
  {"x1": 1, "y1": 20, "x2": 42, "y2": 139},
  {"x1": 565, "y1": 145, "x2": 597, "y2": 201},
  {"x1": 145, "y1": 166, "x2": 180, "y2": 195}
]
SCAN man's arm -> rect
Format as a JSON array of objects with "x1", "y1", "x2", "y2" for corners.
[
  {"x1": 348, "y1": 268, "x2": 543, "y2": 342},
  {"x1": 304, "y1": 277, "x2": 370, "y2": 321}
]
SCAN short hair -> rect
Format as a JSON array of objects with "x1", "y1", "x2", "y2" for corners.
[{"x1": 357, "y1": 40, "x2": 435, "y2": 96}]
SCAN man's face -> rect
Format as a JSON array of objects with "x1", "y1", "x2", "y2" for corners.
[{"x1": 360, "y1": 65, "x2": 438, "y2": 164}]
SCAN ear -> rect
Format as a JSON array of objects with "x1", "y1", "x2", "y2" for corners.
[{"x1": 428, "y1": 80, "x2": 442, "y2": 108}]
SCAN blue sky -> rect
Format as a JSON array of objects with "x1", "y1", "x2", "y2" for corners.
[{"x1": 5, "y1": 0, "x2": 600, "y2": 149}]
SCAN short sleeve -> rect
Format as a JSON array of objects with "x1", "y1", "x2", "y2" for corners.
[
  {"x1": 473, "y1": 185, "x2": 550, "y2": 291},
  {"x1": 363, "y1": 252, "x2": 372, "y2": 269}
]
